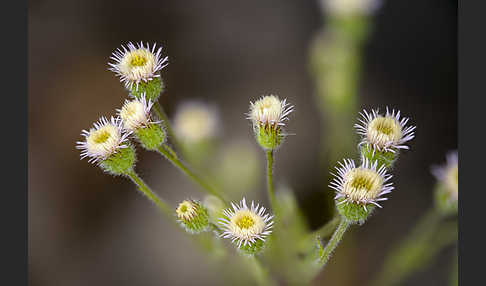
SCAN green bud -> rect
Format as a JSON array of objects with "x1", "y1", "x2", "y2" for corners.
[
  {"x1": 360, "y1": 144, "x2": 397, "y2": 169},
  {"x1": 99, "y1": 144, "x2": 136, "y2": 176},
  {"x1": 130, "y1": 76, "x2": 164, "y2": 102},
  {"x1": 434, "y1": 183, "x2": 458, "y2": 216},
  {"x1": 135, "y1": 123, "x2": 166, "y2": 151},
  {"x1": 255, "y1": 124, "x2": 283, "y2": 150},
  {"x1": 336, "y1": 198, "x2": 375, "y2": 225},
  {"x1": 237, "y1": 239, "x2": 266, "y2": 256},
  {"x1": 176, "y1": 200, "x2": 210, "y2": 234}
]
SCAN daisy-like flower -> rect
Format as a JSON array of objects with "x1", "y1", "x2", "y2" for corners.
[
  {"x1": 321, "y1": 0, "x2": 381, "y2": 16},
  {"x1": 247, "y1": 95, "x2": 294, "y2": 150},
  {"x1": 176, "y1": 200, "x2": 210, "y2": 234},
  {"x1": 330, "y1": 157, "x2": 394, "y2": 212},
  {"x1": 174, "y1": 102, "x2": 219, "y2": 143},
  {"x1": 118, "y1": 96, "x2": 156, "y2": 131},
  {"x1": 108, "y1": 42, "x2": 168, "y2": 90},
  {"x1": 76, "y1": 116, "x2": 131, "y2": 164},
  {"x1": 219, "y1": 198, "x2": 274, "y2": 253},
  {"x1": 355, "y1": 107, "x2": 416, "y2": 153},
  {"x1": 248, "y1": 95, "x2": 294, "y2": 128},
  {"x1": 432, "y1": 151, "x2": 458, "y2": 203}
]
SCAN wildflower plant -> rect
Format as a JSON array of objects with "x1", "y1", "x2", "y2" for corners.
[{"x1": 73, "y1": 39, "x2": 443, "y2": 285}]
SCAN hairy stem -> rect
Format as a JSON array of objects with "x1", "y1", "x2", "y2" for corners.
[
  {"x1": 319, "y1": 219, "x2": 351, "y2": 268},
  {"x1": 125, "y1": 169, "x2": 172, "y2": 217},
  {"x1": 371, "y1": 209, "x2": 455, "y2": 286},
  {"x1": 312, "y1": 215, "x2": 341, "y2": 239},
  {"x1": 266, "y1": 150, "x2": 277, "y2": 213},
  {"x1": 157, "y1": 144, "x2": 228, "y2": 205}
]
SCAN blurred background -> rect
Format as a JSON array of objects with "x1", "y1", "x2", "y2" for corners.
[{"x1": 28, "y1": 0, "x2": 456, "y2": 285}]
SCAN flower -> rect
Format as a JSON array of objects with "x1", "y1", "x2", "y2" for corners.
[
  {"x1": 174, "y1": 101, "x2": 219, "y2": 143},
  {"x1": 432, "y1": 151, "x2": 458, "y2": 202},
  {"x1": 330, "y1": 157, "x2": 394, "y2": 210},
  {"x1": 219, "y1": 198, "x2": 274, "y2": 252},
  {"x1": 176, "y1": 200, "x2": 210, "y2": 234},
  {"x1": 248, "y1": 95, "x2": 294, "y2": 128},
  {"x1": 355, "y1": 107, "x2": 416, "y2": 153},
  {"x1": 76, "y1": 116, "x2": 131, "y2": 164},
  {"x1": 118, "y1": 96, "x2": 155, "y2": 131},
  {"x1": 108, "y1": 42, "x2": 168, "y2": 90},
  {"x1": 321, "y1": 0, "x2": 381, "y2": 16},
  {"x1": 247, "y1": 95, "x2": 294, "y2": 150}
]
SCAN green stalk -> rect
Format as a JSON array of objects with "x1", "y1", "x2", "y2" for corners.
[
  {"x1": 266, "y1": 150, "x2": 277, "y2": 213},
  {"x1": 318, "y1": 219, "x2": 351, "y2": 268},
  {"x1": 151, "y1": 101, "x2": 183, "y2": 151},
  {"x1": 371, "y1": 209, "x2": 454, "y2": 286},
  {"x1": 250, "y1": 256, "x2": 275, "y2": 286},
  {"x1": 157, "y1": 144, "x2": 228, "y2": 205},
  {"x1": 125, "y1": 169, "x2": 172, "y2": 217}
]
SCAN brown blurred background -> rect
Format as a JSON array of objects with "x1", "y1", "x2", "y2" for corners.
[{"x1": 28, "y1": 0, "x2": 456, "y2": 285}]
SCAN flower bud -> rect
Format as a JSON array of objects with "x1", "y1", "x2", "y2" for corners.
[
  {"x1": 176, "y1": 200, "x2": 210, "y2": 234},
  {"x1": 218, "y1": 198, "x2": 274, "y2": 255},
  {"x1": 108, "y1": 42, "x2": 168, "y2": 101},
  {"x1": 330, "y1": 157, "x2": 394, "y2": 224},
  {"x1": 432, "y1": 151, "x2": 458, "y2": 215},
  {"x1": 76, "y1": 116, "x2": 135, "y2": 175},
  {"x1": 118, "y1": 97, "x2": 167, "y2": 150},
  {"x1": 355, "y1": 107, "x2": 415, "y2": 167},
  {"x1": 247, "y1": 95, "x2": 294, "y2": 151}
]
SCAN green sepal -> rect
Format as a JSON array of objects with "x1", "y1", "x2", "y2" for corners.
[
  {"x1": 130, "y1": 76, "x2": 164, "y2": 102},
  {"x1": 179, "y1": 202, "x2": 210, "y2": 234},
  {"x1": 135, "y1": 123, "x2": 166, "y2": 151},
  {"x1": 336, "y1": 198, "x2": 375, "y2": 225},
  {"x1": 255, "y1": 125, "x2": 283, "y2": 151},
  {"x1": 237, "y1": 239, "x2": 266, "y2": 256},
  {"x1": 360, "y1": 145, "x2": 397, "y2": 169},
  {"x1": 434, "y1": 184, "x2": 458, "y2": 216},
  {"x1": 99, "y1": 145, "x2": 136, "y2": 176}
]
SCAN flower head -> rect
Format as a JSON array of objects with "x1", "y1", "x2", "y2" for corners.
[
  {"x1": 321, "y1": 0, "x2": 381, "y2": 16},
  {"x1": 432, "y1": 151, "x2": 458, "y2": 207},
  {"x1": 174, "y1": 101, "x2": 219, "y2": 143},
  {"x1": 247, "y1": 95, "x2": 294, "y2": 150},
  {"x1": 118, "y1": 96, "x2": 155, "y2": 131},
  {"x1": 76, "y1": 116, "x2": 131, "y2": 164},
  {"x1": 248, "y1": 95, "x2": 293, "y2": 128},
  {"x1": 330, "y1": 157, "x2": 394, "y2": 222},
  {"x1": 219, "y1": 198, "x2": 274, "y2": 254},
  {"x1": 108, "y1": 42, "x2": 168, "y2": 90},
  {"x1": 355, "y1": 108, "x2": 415, "y2": 153},
  {"x1": 176, "y1": 200, "x2": 210, "y2": 234}
]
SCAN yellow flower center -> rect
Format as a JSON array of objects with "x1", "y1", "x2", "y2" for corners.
[
  {"x1": 176, "y1": 201, "x2": 197, "y2": 220},
  {"x1": 342, "y1": 168, "x2": 383, "y2": 202},
  {"x1": 236, "y1": 215, "x2": 255, "y2": 229},
  {"x1": 367, "y1": 116, "x2": 403, "y2": 146},
  {"x1": 92, "y1": 129, "x2": 111, "y2": 144},
  {"x1": 130, "y1": 54, "x2": 147, "y2": 67}
]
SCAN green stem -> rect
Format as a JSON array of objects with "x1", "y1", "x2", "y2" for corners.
[
  {"x1": 266, "y1": 150, "x2": 277, "y2": 213},
  {"x1": 157, "y1": 144, "x2": 228, "y2": 205},
  {"x1": 152, "y1": 101, "x2": 182, "y2": 150},
  {"x1": 125, "y1": 169, "x2": 172, "y2": 217},
  {"x1": 371, "y1": 208, "x2": 450, "y2": 286},
  {"x1": 250, "y1": 256, "x2": 275, "y2": 286},
  {"x1": 319, "y1": 219, "x2": 351, "y2": 268}
]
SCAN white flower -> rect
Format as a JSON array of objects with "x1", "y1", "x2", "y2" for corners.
[
  {"x1": 330, "y1": 157, "x2": 394, "y2": 210},
  {"x1": 76, "y1": 116, "x2": 131, "y2": 163},
  {"x1": 321, "y1": 0, "x2": 381, "y2": 16},
  {"x1": 108, "y1": 42, "x2": 168, "y2": 90},
  {"x1": 176, "y1": 200, "x2": 198, "y2": 221},
  {"x1": 432, "y1": 151, "x2": 458, "y2": 201},
  {"x1": 355, "y1": 107, "x2": 416, "y2": 153},
  {"x1": 118, "y1": 96, "x2": 156, "y2": 131},
  {"x1": 219, "y1": 198, "x2": 274, "y2": 248},
  {"x1": 173, "y1": 102, "x2": 219, "y2": 142},
  {"x1": 248, "y1": 95, "x2": 294, "y2": 128}
]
